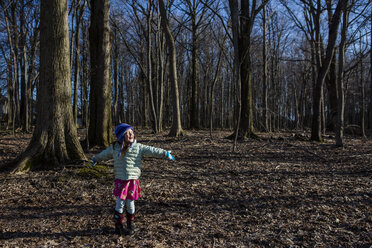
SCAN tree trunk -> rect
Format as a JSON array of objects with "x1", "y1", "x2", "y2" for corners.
[
  {"x1": 20, "y1": 0, "x2": 29, "y2": 132},
  {"x1": 113, "y1": 29, "x2": 119, "y2": 125},
  {"x1": 88, "y1": 0, "x2": 113, "y2": 147},
  {"x1": 6, "y1": 65, "x2": 13, "y2": 129},
  {"x1": 210, "y1": 51, "x2": 222, "y2": 139},
  {"x1": 189, "y1": 6, "x2": 199, "y2": 129},
  {"x1": 360, "y1": 56, "x2": 366, "y2": 138},
  {"x1": 12, "y1": 2, "x2": 20, "y2": 128},
  {"x1": 27, "y1": 13, "x2": 39, "y2": 129},
  {"x1": 370, "y1": 9, "x2": 372, "y2": 131},
  {"x1": 4, "y1": 0, "x2": 86, "y2": 173},
  {"x1": 73, "y1": 1, "x2": 86, "y2": 126},
  {"x1": 228, "y1": 0, "x2": 241, "y2": 150},
  {"x1": 235, "y1": 0, "x2": 268, "y2": 139},
  {"x1": 1, "y1": 1, "x2": 19, "y2": 130},
  {"x1": 262, "y1": 5, "x2": 269, "y2": 132},
  {"x1": 325, "y1": 55, "x2": 338, "y2": 131},
  {"x1": 147, "y1": 2, "x2": 158, "y2": 133},
  {"x1": 336, "y1": 2, "x2": 349, "y2": 147},
  {"x1": 311, "y1": 0, "x2": 346, "y2": 141},
  {"x1": 292, "y1": 83, "x2": 299, "y2": 130},
  {"x1": 159, "y1": 0, "x2": 185, "y2": 137},
  {"x1": 157, "y1": 20, "x2": 165, "y2": 132},
  {"x1": 82, "y1": 20, "x2": 89, "y2": 128}
]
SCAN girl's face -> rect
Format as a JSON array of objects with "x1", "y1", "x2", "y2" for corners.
[{"x1": 124, "y1": 129, "x2": 135, "y2": 144}]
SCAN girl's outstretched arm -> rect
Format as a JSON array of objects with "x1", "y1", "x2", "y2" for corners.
[
  {"x1": 140, "y1": 144, "x2": 175, "y2": 160},
  {"x1": 92, "y1": 145, "x2": 114, "y2": 166}
]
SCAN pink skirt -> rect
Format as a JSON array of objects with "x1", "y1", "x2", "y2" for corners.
[{"x1": 113, "y1": 179, "x2": 141, "y2": 200}]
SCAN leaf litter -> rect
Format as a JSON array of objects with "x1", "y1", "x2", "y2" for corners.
[{"x1": 0, "y1": 130, "x2": 371, "y2": 247}]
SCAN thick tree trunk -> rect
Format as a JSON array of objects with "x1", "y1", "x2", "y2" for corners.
[
  {"x1": 4, "y1": 0, "x2": 86, "y2": 173},
  {"x1": 88, "y1": 0, "x2": 112, "y2": 147},
  {"x1": 237, "y1": 1, "x2": 256, "y2": 139},
  {"x1": 159, "y1": 0, "x2": 185, "y2": 137}
]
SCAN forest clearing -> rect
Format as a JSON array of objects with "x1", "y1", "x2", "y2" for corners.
[{"x1": 1, "y1": 129, "x2": 371, "y2": 247}]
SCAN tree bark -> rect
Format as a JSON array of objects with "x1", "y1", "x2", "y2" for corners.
[
  {"x1": 159, "y1": 0, "x2": 185, "y2": 137},
  {"x1": 6, "y1": 64, "x2": 14, "y2": 129},
  {"x1": 210, "y1": 51, "x2": 222, "y2": 138},
  {"x1": 336, "y1": 1, "x2": 349, "y2": 147},
  {"x1": 73, "y1": 0, "x2": 86, "y2": 125},
  {"x1": 311, "y1": 0, "x2": 346, "y2": 141},
  {"x1": 19, "y1": 0, "x2": 29, "y2": 132},
  {"x1": 188, "y1": 0, "x2": 199, "y2": 129},
  {"x1": 360, "y1": 54, "x2": 366, "y2": 138},
  {"x1": 147, "y1": 1, "x2": 158, "y2": 133},
  {"x1": 113, "y1": 28, "x2": 119, "y2": 125},
  {"x1": 325, "y1": 55, "x2": 338, "y2": 131},
  {"x1": 11, "y1": 2, "x2": 20, "y2": 128},
  {"x1": 233, "y1": 0, "x2": 268, "y2": 139},
  {"x1": 27, "y1": 12, "x2": 39, "y2": 129},
  {"x1": 370, "y1": 9, "x2": 372, "y2": 131},
  {"x1": 4, "y1": 0, "x2": 86, "y2": 173},
  {"x1": 156, "y1": 16, "x2": 165, "y2": 132},
  {"x1": 88, "y1": 0, "x2": 113, "y2": 147},
  {"x1": 262, "y1": 5, "x2": 269, "y2": 132},
  {"x1": 1, "y1": 1, "x2": 19, "y2": 131}
]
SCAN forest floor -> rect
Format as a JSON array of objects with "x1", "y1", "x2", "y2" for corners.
[{"x1": 0, "y1": 129, "x2": 371, "y2": 247}]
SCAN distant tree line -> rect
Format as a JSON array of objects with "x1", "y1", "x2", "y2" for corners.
[{"x1": 0, "y1": 0, "x2": 371, "y2": 171}]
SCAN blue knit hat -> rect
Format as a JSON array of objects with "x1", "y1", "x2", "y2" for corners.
[
  {"x1": 115, "y1": 123, "x2": 133, "y2": 143},
  {"x1": 115, "y1": 123, "x2": 134, "y2": 157}
]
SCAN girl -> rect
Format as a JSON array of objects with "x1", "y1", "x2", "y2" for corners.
[{"x1": 91, "y1": 123, "x2": 175, "y2": 235}]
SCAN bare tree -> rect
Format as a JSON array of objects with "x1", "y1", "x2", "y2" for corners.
[
  {"x1": 229, "y1": 0, "x2": 269, "y2": 140},
  {"x1": 159, "y1": 0, "x2": 185, "y2": 137},
  {"x1": 262, "y1": 5, "x2": 269, "y2": 131},
  {"x1": 1, "y1": 1, "x2": 19, "y2": 132},
  {"x1": 4, "y1": 0, "x2": 86, "y2": 172},
  {"x1": 182, "y1": 0, "x2": 212, "y2": 129},
  {"x1": 336, "y1": 1, "x2": 349, "y2": 147},
  {"x1": 72, "y1": 0, "x2": 87, "y2": 125},
  {"x1": 311, "y1": 0, "x2": 347, "y2": 141}
]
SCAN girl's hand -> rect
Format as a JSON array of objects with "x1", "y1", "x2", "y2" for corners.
[
  {"x1": 91, "y1": 157, "x2": 97, "y2": 167},
  {"x1": 166, "y1": 151, "x2": 175, "y2": 161}
]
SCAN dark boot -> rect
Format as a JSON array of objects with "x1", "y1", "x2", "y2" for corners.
[
  {"x1": 126, "y1": 211, "x2": 136, "y2": 235},
  {"x1": 114, "y1": 211, "x2": 125, "y2": 235}
]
